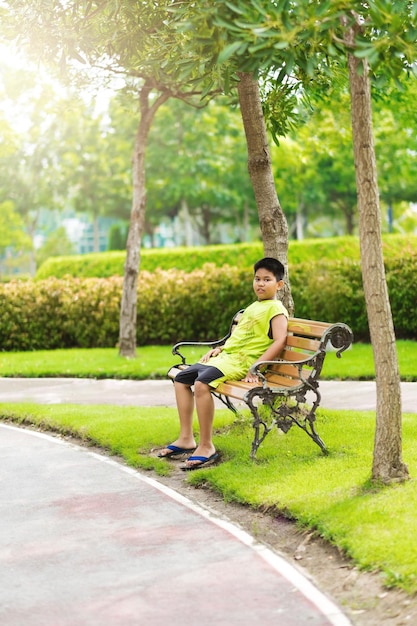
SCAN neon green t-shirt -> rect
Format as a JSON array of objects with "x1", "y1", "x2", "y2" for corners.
[{"x1": 203, "y1": 299, "x2": 288, "y2": 388}]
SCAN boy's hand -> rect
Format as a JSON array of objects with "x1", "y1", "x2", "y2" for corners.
[
  {"x1": 201, "y1": 346, "x2": 222, "y2": 363},
  {"x1": 242, "y1": 371, "x2": 259, "y2": 383}
]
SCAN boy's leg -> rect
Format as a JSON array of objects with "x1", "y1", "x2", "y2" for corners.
[
  {"x1": 172, "y1": 381, "x2": 197, "y2": 449},
  {"x1": 157, "y1": 381, "x2": 196, "y2": 456},
  {"x1": 191, "y1": 380, "x2": 216, "y2": 461},
  {"x1": 159, "y1": 363, "x2": 222, "y2": 461},
  {"x1": 158, "y1": 364, "x2": 202, "y2": 456},
  {"x1": 182, "y1": 365, "x2": 224, "y2": 467}
]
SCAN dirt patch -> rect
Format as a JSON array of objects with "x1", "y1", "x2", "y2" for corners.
[{"x1": 155, "y1": 463, "x2": 417, "y2": 626}]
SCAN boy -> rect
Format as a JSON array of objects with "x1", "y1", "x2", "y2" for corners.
[{"x1": 159, "y1": 257, "x2": 288, "y2": 470}]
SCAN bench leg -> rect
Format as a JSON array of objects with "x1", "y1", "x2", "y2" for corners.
[
  {"x1": 245, "y1": 391, "x2": 276, "y2": 459},
  {"x1": 245, "y1": 388, "x2": 328, "y2": 458}
]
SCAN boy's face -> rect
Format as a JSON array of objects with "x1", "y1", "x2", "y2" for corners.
[{"x1": 253, "y1": 268, "x2": 284, "y2": 301}]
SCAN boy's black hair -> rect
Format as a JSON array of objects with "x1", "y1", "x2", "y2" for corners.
[{"x1": 254, "y1": 257, "x2": 285, "y2": 281}]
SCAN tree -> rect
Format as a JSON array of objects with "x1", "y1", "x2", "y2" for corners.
[
  {"x1": 373, "y1": 81, "x2": 417, "y2": 225},
  {"x1": 345, "y1": 18, "x2": 409, "y2": 483},
  {"x1": 0, "y1": 66, "x2": 67, "y2": 273},
  {"x1": 0, "y1": 200, "x2": 32, "y2": 253},
  {"x1": 270, "y1": 80, "x2": 417, "y2": 239},
  {"x1": 187, "y1": 0, "x2": 415, "y2": 482},
  {"x1": 145, "y1": 98, "x2": 258, "y2": 244},
  {"x1": 166, "y1": 2, "x2": 306, "y2": 311},
  {"x1": 270, "y1": 96, "x2": 358, "y2": 239},
  {"x1": 236, "y1": 72, "x2": 293, "y2": 310},
  {"x1": 35, "y1": 226, "x2": 75, "y2": 267},
  {"x1": 62, "y1": 104, "x2": 132, "y2": 252},
  {"x1": 2, "y1": 1, "x2": 232, "y2": 356}
]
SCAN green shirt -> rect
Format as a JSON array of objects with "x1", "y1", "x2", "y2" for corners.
[{"x1": 203, "y1": 299, "x2": 288, "y2": 388}]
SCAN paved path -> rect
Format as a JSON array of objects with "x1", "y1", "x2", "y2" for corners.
[
  {"x1": 0, "y1": 423, "x2": 351, "y2": 626},
  {"x1": 0, "y1": 377, "x2": 416, "y2": 412}
]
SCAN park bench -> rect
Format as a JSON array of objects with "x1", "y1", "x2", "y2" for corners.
[{"x1": 167, "y1": 310, "x2": 353, "y2": 459}]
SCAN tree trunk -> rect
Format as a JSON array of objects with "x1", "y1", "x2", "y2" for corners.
[
  {"x1": 296, "y1": 202, "x2": 304, "y2": 241},
  {"x1": 242, "y1": 200, "x2": 250, "y2": 241},
  {"x1": 93, "y1": 213, "x2": 100, "y2": 253},
  {"x1": 237, "y1": 71, "x2": 293, "y2": 314},
  {"x1": 180, "y1": 198, "x2": 194, "y2": 246},
  {"x1": 347, "y1": 51, "x2": 409, "y2": 483},
  {"x1": 342, "y1": 204, "x2": 355, "y2": 236},
  {"x1": 118, "y1": 83, "x2": 170, "y2": 357}
]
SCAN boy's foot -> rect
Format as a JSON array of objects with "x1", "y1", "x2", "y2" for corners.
[
  {"x1": 157, "y1": 444, "x2": 196, "y2": 459},
  {"x1": 181, "y1": 452, "x2": 219, "y2": 471}
]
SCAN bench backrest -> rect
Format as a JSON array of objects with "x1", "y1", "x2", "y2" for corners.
[
  {"x1": 262, "y1": 317, "x2": 353, "y2": 388},
  {"x1": 170, "y1": 309, "x2": 353, "y2": 391}
]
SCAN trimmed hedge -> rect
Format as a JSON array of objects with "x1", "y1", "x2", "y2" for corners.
[
  {"x1": 1, "y1": 253, "x2": 417, "y2": 351},
  {"x1": 35, "y1": 234, "x2": 417, "y2": 279}
]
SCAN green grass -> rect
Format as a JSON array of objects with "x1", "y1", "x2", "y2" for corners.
[
  {"x1": 0, "y1": 346, "x2": 172, "y2": 379},
  {"x1": 0, "y1": 339, "x2": 416, "y2": 380},
  {"x1": 322, "y1": 340, "x2": 417, "y2": 382},
  {"x1": 1, "y1": 401, "x2": 417, "y2": 593}
]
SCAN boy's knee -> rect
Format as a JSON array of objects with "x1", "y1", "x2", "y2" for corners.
[{"x1": 194, "y1": 380, "x2": 210, "y2": 396}]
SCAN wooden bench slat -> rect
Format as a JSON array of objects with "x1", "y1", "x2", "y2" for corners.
[
  {"x1": 285, "y1": 335, "x2": 321, "y2": 352},
  {"x1": 264, "y1": 375, "x2": 303, "y2": 388},
  {"x1": 267, "y1": 364, "x2": 305, "y2": 379},
  {"x1": 216, "y1": 381, "x2": 255, "y2": 400},
  {"x1": 288, "y1": 318, "x2": 332, "y2": 337}
]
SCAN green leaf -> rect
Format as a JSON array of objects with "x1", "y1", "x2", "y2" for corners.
[
  {"x1": 274, "y1": 40, "x2": 290, "y2": 50},
  {"x1": 224, "y1": 1, "x2": 246, "y2": 16},
  {"x1": 354, "y1": 46, "x2": 378, "y2": 59},
  {"x1": 217, "y1": 41, "x2": 246, "y2": 64}
]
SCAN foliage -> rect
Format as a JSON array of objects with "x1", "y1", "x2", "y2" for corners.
[
  {"x1": 35, "y1": 234, "x2": 414, "y2": 279},
  {"x1": 0, "y1": 65, "x2": 76, "y2": 246},
  {"x1": 108, "y1": 224, "x2": 128, "y2": 251},
  {"x1": 0, "y1": 200, "x2": 32, "y2": 254},
  {"x1": 35, "y1": 226, "x2": 75, "y2": 268},
  {"x1": 2, "y1": 243, "x2": 417, "y2": 350},
  {"x1": 145, "y1": 97, "x2": 257, "y2": 244}
]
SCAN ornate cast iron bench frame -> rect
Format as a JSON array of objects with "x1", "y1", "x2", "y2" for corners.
[{"x1": 168, "y1": 310, "x2": 353, "y2": 459}]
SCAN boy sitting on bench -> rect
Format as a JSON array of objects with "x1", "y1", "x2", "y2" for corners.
[{"x1": 159, "y1": 257, "x2": 289, "y2": 470}]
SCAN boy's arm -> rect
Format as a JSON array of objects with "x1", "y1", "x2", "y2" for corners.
[{"x1": 242, "y1": 314, "x2": 288, "y2": 383}]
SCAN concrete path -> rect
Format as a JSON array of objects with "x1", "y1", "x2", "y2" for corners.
[
  {"x1": 0, "y1": 423, "x2": 351, "y2": 626},
  {"x1": 0, "y1": 377, "x2": 416, "y2": 412}
]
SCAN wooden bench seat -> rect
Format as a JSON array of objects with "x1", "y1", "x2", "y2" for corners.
[{"x1": 168, "y1": 310, "x2": 353, "y2": 458}]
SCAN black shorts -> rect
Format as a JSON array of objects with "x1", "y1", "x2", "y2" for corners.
[{"x1": 174, "y1": 363, "x2": 224, "y2": 386}]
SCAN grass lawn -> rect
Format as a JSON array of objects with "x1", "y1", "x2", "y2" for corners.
[
  {"x1": 0, "y1": 339, "x2": 416, "y2": 380},
  {"x1": 1, "y1": 401, "x2": 416, "y2": 594}
]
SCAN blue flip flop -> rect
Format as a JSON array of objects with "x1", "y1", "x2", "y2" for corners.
[
  {"x1": 157, "y1": 444, "x2": 196, "y2": 458},
  {"x1": 181, "y1": 452, "x2": 219, "y2": 471}
]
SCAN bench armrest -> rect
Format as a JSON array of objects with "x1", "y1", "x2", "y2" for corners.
[
  {"x1": 250, "y1": 354, "x2": 317, "y2": 373},
  {"x1": 249, "y1": 354, "x2": 320, "y2": 386},
  {"x1": 172, "y1": 338, "x2": 226, "y2": 364},
  {"x1": 172, "y1": 309, "x2": 245, "y2": 364},
  {"x1": 320, "y1": 323, "x2": 353, "y2": 358}
]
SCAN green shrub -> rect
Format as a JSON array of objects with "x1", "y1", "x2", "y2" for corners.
[
  {"x1": 386, "y1": 254, "x2": 417, "y2": 339},
  {"x1": 35, "y1": 234, "x2": 417, "y2": 280},
  {"x1": 290, "y1": 260, "x2": 369, "y2": 338},
  {"x1": 2, "y1": 251, "x2": 417, "y2": 351},
  {"x1": 0, "y1": 277, "x2": 123, "y2": 351},
  {"x1": 35, "y1": 242, "x2": 263, "y2": 279}
]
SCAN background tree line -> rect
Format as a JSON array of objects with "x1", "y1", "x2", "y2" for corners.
[{"x1": 1, "y1": 62, "x2": 417, "y2": 266}]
